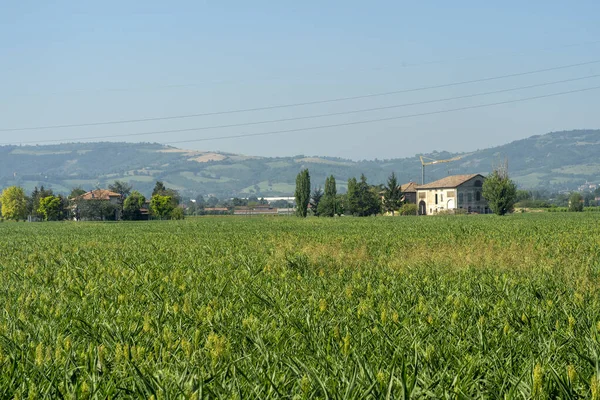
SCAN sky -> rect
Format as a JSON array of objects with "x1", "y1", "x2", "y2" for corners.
[{"x1": 1, "y1": 1, "x2": 599, "y2": 160}]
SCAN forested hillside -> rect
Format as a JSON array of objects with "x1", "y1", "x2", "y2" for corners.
[{"x1": 1, "y1": 129, "x2": 598, "y2": 197}]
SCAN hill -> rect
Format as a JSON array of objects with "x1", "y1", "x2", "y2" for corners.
[{"x1": 1, "y1": 129, "x2": 599, "y2": 197}]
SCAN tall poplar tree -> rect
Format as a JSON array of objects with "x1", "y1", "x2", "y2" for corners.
[
  {"x1": 294, "y1": 169, "x2": 311, "y2": 217},
  {"x1": 318, "y1": 175, "x2": 338, "y2": 217}
]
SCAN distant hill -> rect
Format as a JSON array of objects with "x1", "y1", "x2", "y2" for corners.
[{"x1": 1, "y1": 129, "x2": 599, "y2": 198}]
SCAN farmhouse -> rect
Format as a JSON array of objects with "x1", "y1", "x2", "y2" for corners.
[
  {"x1": 416, "y1": 174, "x2": 489, "y2": 215},
  {"x1": 76, "y1": 189, "x2": 122, "y2": 204},
  {"x1": 72, "y1": 189, "x2": 123, "y2": 221},
  {"x1": 400, "y1": 182, "x2": 418, "y2": 204}
]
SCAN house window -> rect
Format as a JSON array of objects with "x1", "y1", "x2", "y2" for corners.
[
  {"x1": 476, "y1": 191, "x2": 481, "y2": 201},
  {"x1": 474, "y1": 180, "x2": 482, "y2": 187},
  {"x1": 458, "y1": 192, "x2": 464, "y2": 203},
  {"x1": 440, "y1": 194, "x2": 444, "y2": 202},
  {"x1": 467, "y1": 193, "x2": 472, "y2": 202},
  {"x1": 435, "y1": 194, "x2": 438, "y2": 204}
]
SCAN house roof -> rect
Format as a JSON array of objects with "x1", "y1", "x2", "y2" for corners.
[
  {"x1": 416, "y1": 174, "x2": 484, "y2": 189},
  {"x1": 76, "y1": 189, "x2": 122, "y2": 200},
  {"x1": 400, "y1": 182, "x2": 418, "y2": 193}
]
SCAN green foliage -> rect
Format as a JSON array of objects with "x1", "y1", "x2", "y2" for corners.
[
  {"x1": 515, "y1": 190, "x2": 532, "y2": 202},
  {"x1": 310, "y1": 187, "x2": 323, "y2": 216},
  {"x1": 150, "y1": 195, "x2": 174, "y2": 219},
  {"x1": 75, "y1": 199, "x2": 118, "y2": 221},
  {"x1": 383, "y1": 172, "x2": 402, "y2": 215},
  {"x1": 568, "y1": 192, "x2": 584, "y2": 212},
  {"x1": 482, "y1": 171, "x2": 517, "y2": 215},
  {"x1": 0, "y1": 214, "x2": 600, "y2": 397},
  {"x1": 399, "y1": 203, "x2": 418, "y2": 216},
  {"x1": 170, "y1": 207, "x2": 185, "y2": 220},
  {"x1": 0, "y1": 186, "x2": 28, "y2": 221},
  {"x1": 4, "y1": 130, "x2": 600, "y2": 197},
  {"x1": 122, "y1": 191, "x2": 146, "y2": 220},
  {"x1": 69, "y1": 187, "x2": 87, "y2": 199},
  {"x1": 515, "y1": 199, "x2": 550, "y2": 209},
  {"x1": 294, "y1": 169, "x2": 310, "y2": 218},
  {"x1": 37, "y1": 195, "x2": 62, "y2": 221},
  {"x1": 318, "y1": 176, "x2": 338, "y2": 217},
  {"x1": 346, "y1": 174, "x2": 381, "y2": 216}
]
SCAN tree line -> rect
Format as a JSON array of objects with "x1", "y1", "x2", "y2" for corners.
[
  {"x1": 0, "y1": 181, "x2": 184, "y2": 221},
  {"x1": 294, "y1": 170, "x2": 411, "y2": 217}
]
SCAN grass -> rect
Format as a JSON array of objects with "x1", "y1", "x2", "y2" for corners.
[{"x1": 1, "y1": 214, "x2": 600, "y2": 398}]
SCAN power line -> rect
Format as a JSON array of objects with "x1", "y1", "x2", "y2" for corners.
[
  {"x1": 5, "y1": 73, "x2": 599, "y2": 145},
  {"x1": 5, "y1": 39, "x2": 600, "y2": 98},
  {"x1": 2, "y1": 59, "x2": 599, "y2": 133},
  {"x1": 163, "y1": 85, "x2": 600, "y2": 145}
]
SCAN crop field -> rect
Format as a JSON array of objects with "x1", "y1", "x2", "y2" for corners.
[{"x1": 1, "y1": 214, "x2": 600, "y2": 398}]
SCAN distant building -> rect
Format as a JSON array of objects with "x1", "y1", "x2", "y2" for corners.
[
  {"x1": 203, "y1": 207, "x2": 230, "y2": 215},
  {"x1": 76, "y1": 189, "x2": 122, "y2": 204},
  {"x1": 73, "y1": 189, "x2": 123, "y2": 221},
  {"x1": 400, "y1": 182, "x2": 418, "y2": 204},
  {"x1": 234, "y1": 205, "x2": 278, "y2": 215},
  {"x1": 416, "y1": 174, "x2": 489, "y2": 215}
]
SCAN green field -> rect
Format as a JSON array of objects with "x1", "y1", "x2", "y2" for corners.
[{"x1": 1, "y1": 214, "x2": 600, "y2": 398}]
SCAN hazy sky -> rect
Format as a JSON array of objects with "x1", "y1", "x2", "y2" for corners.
[{"x1": 1, "y1": 1, "x2": 599, "y2": 160}]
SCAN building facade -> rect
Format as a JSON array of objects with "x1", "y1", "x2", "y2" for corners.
[
  {"x1": 416, "y1": 174, "x2": 490, "y2": 215},
  {"x1": 400, "y1": 182, "x2": 418, "y2": 204}
]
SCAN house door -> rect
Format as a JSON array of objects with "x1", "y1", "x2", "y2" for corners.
[
  {"x1": 418, "y1": 201, "x2": 426, "y2": 215},
  {"x1": 447, "y1": 198, "x2": 455, "y2": 209}
]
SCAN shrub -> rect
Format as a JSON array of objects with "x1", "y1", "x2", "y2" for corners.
[
  {"x1": 170, "y1": 208, "x2": 185, "y2": 220},
  {"x1": 399, "y1": 204, "x2": 418, "y2": 216}
]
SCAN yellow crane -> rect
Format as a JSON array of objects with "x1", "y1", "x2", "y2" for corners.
[{"x1": 419, "y1": 155, "x2": 468, "y2": 184}]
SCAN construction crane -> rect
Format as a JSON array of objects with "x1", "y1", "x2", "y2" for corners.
[{"x1": 419, "y1": 155, "x2": 467, "y2": 184}]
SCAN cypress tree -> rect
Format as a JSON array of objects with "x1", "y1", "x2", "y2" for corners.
[
  {"x1": 295, "y1": 169, "x2": 311, "y2": 217},
  {"x1": 319, "y1": 175, "x2": 338, "y2": 217}
]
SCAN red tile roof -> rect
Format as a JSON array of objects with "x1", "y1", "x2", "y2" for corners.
[{"x1": 76, "y1": 189, "x2": 122, "y2": 200}]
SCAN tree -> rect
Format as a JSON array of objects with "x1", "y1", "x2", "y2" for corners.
[
  {"x1": 568, "y1": 192, "x2": 584, "y2": 212},
  {"x1": 150, "y1": 195, "x2": 174, "y2": 219},
  {"x1": 75, "y1": 199, "x2": 118, "y2": 221},
  {"x1": 108, "y1": 181, "x2": 132, "y2": 198},
  {"x1": 28, "y1": 186, "x2": 53, "y2": 218},
  {"x1": 271, "y1": 199, "x2": 291, "y2": 208},
  {"x1": 1, "y1": 186, "x2": 28, "y2": 221},
  {"x1": 152, "y1": 181, "x2": 180, "y2": 208},
  {"x1": 345, "y1": 175, "x2": 380, "y2": 216},
  {"x1": 195, "y1": 195, "x2": 206, "y2": 210},
  {"x1": 346, "y1": 177, "x2": 359, "y2": 216},
  {"x1": 122, "y1": 191, "x2": 146, "y2": 220},
  {"x1": 319, "y1": 175, "x2": 338, "y2": 217},
  {"x1": 515, "y1": 190, "x2": 531, "y2": 202},
  {"x1": 295, "y1": 169, "x2": 310, "y2": 217},
  {"x1": 170, "y1": 207, "x2": 185, "y2": 220},
  {"x1": 207, "y1": 196, "x2": 219, "y2": 208},
  {"x1": 152, "y1": 181, "x2": 167, "y2": 196},
  {"x1": 69, "y1": 187, "x2": 87, "y2": 199},
  {"x1": 383, "y1": 172, "x2": 402, "y2": 215},
  {"x1": 482, "y1": 170, "x2": 517, "y2": 215},
  {"x1": 357, "y1": 174, "x2": 381, "y2": 216},
  {"x1": 310, "y1": 187, "x2": 323, "y2": 216},
  {"x1": 108, "y1": 180, "x2": 132, "y2": 215},
  {"x1": 232, "y1": 198, "x2": 247, "y2": 207},
  {"x1": 37, "y1": 196, "x2": 62, "y2": 221}
]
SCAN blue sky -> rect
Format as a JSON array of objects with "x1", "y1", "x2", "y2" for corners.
[{"x1": 1, "y1": 1, "x2": 599, "y2": 160}]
